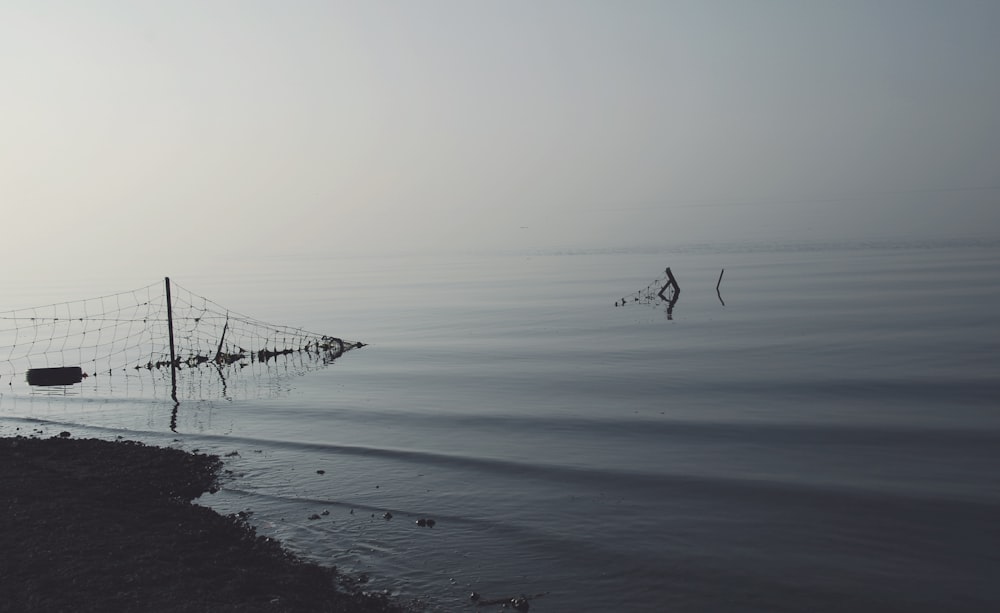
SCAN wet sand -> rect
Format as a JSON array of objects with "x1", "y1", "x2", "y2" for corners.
[{"x1": 0, "y1": 435, "x2": 410, "y2": 613}]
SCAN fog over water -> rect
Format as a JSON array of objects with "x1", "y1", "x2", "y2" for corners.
[
  {"x1": 2, "y1": 1, "x2": 998, "y2": 286},
  {"x1": 2, "y1": 4, "x2": 999, "y2": 611}
]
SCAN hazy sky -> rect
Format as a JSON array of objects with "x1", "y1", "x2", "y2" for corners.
[{"x1": 2, "y1": 0, "x2": 999, "y2": 271}]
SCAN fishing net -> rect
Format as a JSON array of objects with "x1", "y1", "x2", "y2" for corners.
[
  {"x1": 0, "y1": 278, "x2": 363, "y2": 400},
  {"x1": 614, "y1": 267, "x2": 680, "y2": 307}
]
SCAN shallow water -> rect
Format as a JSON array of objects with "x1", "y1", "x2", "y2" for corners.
[{"x1": 2, "y1": 236, "x2": 999, "y2": 611}]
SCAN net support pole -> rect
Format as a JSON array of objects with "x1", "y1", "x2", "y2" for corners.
[{"x1": 165, "y1": 277, "x2": 178, "y2": 404}]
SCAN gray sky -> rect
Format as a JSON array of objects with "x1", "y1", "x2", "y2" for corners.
[{"x1": 2, "y1": 0, "x2": 998, "y2": 270}]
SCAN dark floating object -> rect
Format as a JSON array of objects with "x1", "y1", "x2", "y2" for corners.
[
  {"x1": 470, "y1": 592, "x2": 481, "y2": 602},
  {"x1": 308, "y1": 513, "x2": 321, "y2": 520},
  {"x1": 26, "y1": 366, "x2": 83, "y2": 386},
  {"x1": 59, "y1": 431, "x2": 72, "y2": 438},
  {"x1": 415, "y1": 517, "x2": 436, "y2": 527},
  {"x1": 381, "y1": 512, "x2": 393, "y2": 520},
  {"x1": 316, "y1": 469, "x2": 325, "y2": 475}
]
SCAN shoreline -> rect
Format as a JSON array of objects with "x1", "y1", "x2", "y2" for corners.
[{"x1": 0, "y1": 435, "x2": 411, "y2": 613}]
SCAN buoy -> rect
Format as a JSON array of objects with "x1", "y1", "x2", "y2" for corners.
[{"x1": 26, "y1": 366, "x2": 83, "y2": 386}]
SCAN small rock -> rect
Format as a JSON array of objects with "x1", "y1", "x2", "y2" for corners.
[
  {"x1": 382, "y1": 512, "x2": 393, "y2": 520},
  {"x1": 426, "y1": 518, "x2": 436, "y2": 528},
  {"x1": 308, "y1": 514, "x2": 321, "y2": 520},
  {"x1": 415, "y1": 518, "x2": 427, "y2": 527},
  {"x1": 321, "y1": 510, "x2": 330, "y2": 516},
  {"x1": 316, "y1": 469, "x2": 325, "y2": 475},
  {"x1": 59, "y1": 431, "x2": 71, "y2": 438},
  {"x1": 470, "y1": 592, "x2": 481, "y2": 602},
  {"x1": 511, "y1": 596, "x2": 530, "y2": 611}
]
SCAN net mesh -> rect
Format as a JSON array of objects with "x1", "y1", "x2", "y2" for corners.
[
  {"x1": 0, "y1": 279, "x2": 362, "y2": 399},
  {"x1": 614, "y1": 268, "x2": 679, "y2": 307}
]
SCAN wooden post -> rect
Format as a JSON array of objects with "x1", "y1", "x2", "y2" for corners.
[
  {"x1": 164, "y1": 277, "x2": 178, "y2": 404},
  {"x1": 658, "y1": 267, "x2": 680, "y2": 300},
  {"x1": 214, "y1": 316, "x2": 229, "y2": 363}
]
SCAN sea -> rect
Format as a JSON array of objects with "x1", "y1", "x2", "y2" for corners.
[{"x1": 1, "y1": 235, "x2": 998, "y2": 612}]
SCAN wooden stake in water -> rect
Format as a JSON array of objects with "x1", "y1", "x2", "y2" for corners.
[{"x1": 164, "y1": 277, "x2": 178, "y2": 405}]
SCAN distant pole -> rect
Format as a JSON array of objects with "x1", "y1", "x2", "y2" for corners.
[
  {"x1": 164, "y1": 277, "x2": 178, "y2": 405},
  {"x1": 716, "y1": 269, "x2": 725, "y2": 291}
]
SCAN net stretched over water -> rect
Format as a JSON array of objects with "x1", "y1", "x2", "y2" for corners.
[
  {"x1": 614, "y1": 267, "x2": 680, "y2": 307},
  {"x1": 0, "y1": 278, "x2": 363, "y2": 400}
]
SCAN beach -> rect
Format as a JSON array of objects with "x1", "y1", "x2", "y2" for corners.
[{"x1": 0, "y1": 435, "x2": 409, "y2": 613}]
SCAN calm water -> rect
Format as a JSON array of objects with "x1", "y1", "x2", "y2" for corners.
[{"x1": 2, "y1": 237, "x2": 999, "y2": 612}]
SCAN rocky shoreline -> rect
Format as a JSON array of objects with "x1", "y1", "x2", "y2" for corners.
[{"x1": 0, "y1": 435, "x2": 411, "y2": 613}]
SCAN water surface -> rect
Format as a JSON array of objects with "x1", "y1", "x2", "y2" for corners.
[{"x1": 2, "y1": 237, "x2": 998, "y2": 611}]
